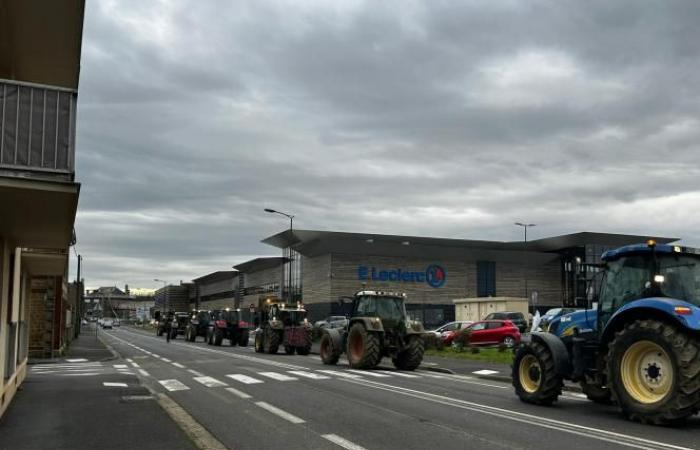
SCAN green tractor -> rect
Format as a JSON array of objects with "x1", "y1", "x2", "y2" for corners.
[
  {"x1": 320, "y1": 291, "x2": 428, "y2": 370},
  {"x1": 254, "y1": 299, "x2": 312, "y2": 355},
  {"x1": 513, "y1": 241, "x2": 700, "y2": 425}
]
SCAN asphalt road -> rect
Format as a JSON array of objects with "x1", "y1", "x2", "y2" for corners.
[{"x1": 99, "y1": 326, "x2": 700, "y2": 450}]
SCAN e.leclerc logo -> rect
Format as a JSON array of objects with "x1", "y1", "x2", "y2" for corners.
[{"x1": 357, "y1": 264, "x2": 447, "y2": 288}]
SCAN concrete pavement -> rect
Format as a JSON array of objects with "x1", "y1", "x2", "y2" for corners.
[{"x1": 97, "y1": 325, "x2": 700, "y2": 450}]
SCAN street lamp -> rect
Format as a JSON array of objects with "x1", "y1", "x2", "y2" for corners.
[
  {"x1": 264, "y1": 208, "x2": 295, "y2": 304},
  {"x1": 514, "y1": 222, "x2": 536, "y2": 311},
  {"x1": 154, "y1": 279, "x2": 168, "y2": 312}
]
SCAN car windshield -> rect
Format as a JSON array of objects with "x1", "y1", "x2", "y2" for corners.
[
  {"x1": 543, "y1": 308, "x2": 561, "y2": 318},
  {"x1": 659, "y1": 254, "x2": 700, "y2": 305}
]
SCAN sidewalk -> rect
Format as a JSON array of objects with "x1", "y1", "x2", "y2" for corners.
[{"x1": 0, "y1": 328, "x2": 197, "y2": 450}]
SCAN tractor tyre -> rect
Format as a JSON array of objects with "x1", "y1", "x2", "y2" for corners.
[
  {"x1": 580, "y1": 380, "x2": 613, "y2": 405},
  {"x1": 264, "y1": 326, "x2": 280, "y2": 354},
  {"x1": 207, "y1": 330, "x2": 213, "y2": 345},
  {"x1": 239, "y1": 332, "x2": 250, "y2": 347},
  {"x1": 392, "y1": 335, "x2": 424, "y2": 371},
  {"x1": 512, "y1": 341, "x2": 562, "y2": 406},
  {"x1": 214, "y1": 329, "x2": 223, "y2": 346},
  {"x1": 347, "y1": 323, "x2": 382, "y2": 369},
  {"x1": 320, "y1": 333, "x2": 340, "y2": 365},
  {"x1": 230, "y1": 335, "x2": 238, "y2": 347},
  {"x1": 607, "y1": 319, "x2": 700, "y2": 425},
  {"x1": 254, "y1": 332, "x2": 264, "y2": 353},
  {"x1": 285, "y1": 345, "x2": 295, "y2": 355}
]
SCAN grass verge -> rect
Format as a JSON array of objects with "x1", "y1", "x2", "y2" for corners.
[{"x1": 425, "y1": 347, "x2": 515, "y2": 365}]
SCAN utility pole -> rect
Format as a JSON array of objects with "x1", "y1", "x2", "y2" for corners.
[
  {"x1": 515, "y1": 222, "x2": 536, "y2": 312},
  {"x1": 75, "y1": 254, "x2": 82, "y2": 337},
  {"x1": 264, "y1": 208, "x2": 295, "y2": 305}
]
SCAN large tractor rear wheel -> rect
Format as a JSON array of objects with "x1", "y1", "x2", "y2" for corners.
[
  {"x1": 264, "y1": 326, "x2": 280, "y2": 354},
  {"x1": 608, "y1": 319, "x2": 700, "y2": 425},
  {"x1": 393, "y1": 335, "x2": 424, "y2": 371},
  {"x1": 254, "y1": 332, "x2": 263, "y2": 353},
  {"x1": 320, "y1": 333, "x2": 340, "y2": 365},
  {"x1": 512, "y1": 341, "x2": 562, "y2": 406},
  {"x1": 347, "y1": 323, "x2": 381, "y2": 369}
]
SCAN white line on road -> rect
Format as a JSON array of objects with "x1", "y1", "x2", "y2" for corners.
[
  {"x1": 322, "y1": 434, "x2": 368, "y2": 450},
  {"x1": 420, "y1": 373, "x2": 447, "y2": 379},
  {"x1": 172, "y1": 362, "x2": 186, "y2": 369},
  {"x1": 258, "y1": 372, "x2": 298, "y2": 381},
  {"x1": 65, "y1": 358, "x2": 89, "y2": 363},
  {"x1": 379, "y1": 371, "x2": 419, "y2": 378},
  {"x1": 162, "y1": 358, "x2": 172, "y2": 363},
  {"x1": 193, "y1": 376, "x2": 228, "y2": 388},
  {"x1": 226, "y1": 374, "x2": 264, "y2": 384},
  {"x1": 225, "y1": 387, "x2": 252, "y2": 399},
  {"x1": 316, "y1": 370, "x2": 363, "y2": 379},
  {"x1": 472, "y1": 369, "x2": 500, "y2": 376},
  {"x1": 347, "y1": 369, "x2": 391, "y2": 378},
  {"x1": 103, "y1": 382, "x2": 128, "y2": 387},
  {"x1": 288, "y1": 371, "x2": 331, "y2": 380},
  {"x1": 158, "y1": 379, "x2": 190, "y2": 392},
  {"x1": 126, "y1": 358, "x2": 133, "y2": 363},
  {"x1": 130, "y1": 361, "x2": 141, "y2": 368},
  {"x1": 187, "y1": 369, "x2": 204, "y2": 377},
  {"x1": 255, "y1": 401, "x2": 305, "y2": 424},
  {"x1": 138, "y1": 369, "x2": 150, "y2": 377}
]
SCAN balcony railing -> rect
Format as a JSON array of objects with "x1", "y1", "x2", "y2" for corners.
[{"x1": 0, "y1": 79, "x2": 77, "y2": 181}]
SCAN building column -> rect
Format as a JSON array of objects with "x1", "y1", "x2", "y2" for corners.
[{"x1": 0, "y1": 239, "x2": 8, "y2": 383}]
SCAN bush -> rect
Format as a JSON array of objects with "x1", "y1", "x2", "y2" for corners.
[{"x1": 451, "y1": 329, "x2": 472, "y2": 353}]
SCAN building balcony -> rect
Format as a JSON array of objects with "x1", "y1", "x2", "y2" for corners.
[{"x1": 0, "y1": 78, "x2": 76, "y2": 182}]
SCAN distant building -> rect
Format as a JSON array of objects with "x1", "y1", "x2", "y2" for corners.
[
  {"x1": 85, "y1": 286, "x2": 154, "y2": 320},
  {"x1": 154, "y1": 283, "x2": 192, "y2": 313},
  {"x1": 191, "y1": 271, "x2": 239, "y2": 310}
]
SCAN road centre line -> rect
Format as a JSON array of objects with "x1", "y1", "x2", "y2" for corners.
[
  {"x1": 322, "y1": 434, "x2": 368, "y2": 450},
  {"x1": 188, "y1": 369, "x2": 204, "y2": 377},
  {"x1": 225, "y1": 387, "x2": 252, "y2": 399},
  {"x1": 139, "y1": 369, "x2": 150, "y2": 377},
  {"x1": 255, "y1": 401, "x2": 306, "y2": 424},
  {"x1": 316, "y1": 370, "x2": 363, "y2": 379},
  {"x1": 338, "y1": 377, "x2": 691, "y2": 450},
  {"x1": 347, "y1": 369, "x2": 390, "y2": 378},
  {"x1": 172, "y1": 362, "x2": 186, "y2": 368}
]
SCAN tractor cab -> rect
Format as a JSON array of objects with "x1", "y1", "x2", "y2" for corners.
[{"x1": 352, "y1": 291, "x2": 408, "y2": 329}]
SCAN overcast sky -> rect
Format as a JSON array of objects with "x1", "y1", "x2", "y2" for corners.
[{"x1": 72, "y1": 0, "x2": 700, "y2": 289}]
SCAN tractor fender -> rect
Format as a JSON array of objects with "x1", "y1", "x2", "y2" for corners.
[
  {"x1": 350, "y1": 317, "x2": 385, "y2": 333},
  {"x1": 322, "y1": 327, "x2": 342, "y2": 352},
  {"x1": 404, "y1": 320, "x2": 428, "y2": 336},
  {"x1": 529, "y1": 332, "x2": 572, "y2": 377},
  {"x1": 600, "y1": 298, "x2": 700, "y2": 345}
]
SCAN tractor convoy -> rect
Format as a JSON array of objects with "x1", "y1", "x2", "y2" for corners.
[
  {"x1": 513, "y1": 241, "x2": 700, "y2": 425},
  {"x1": 147, "y1": 241, "x2": 700, "y2": 426}
]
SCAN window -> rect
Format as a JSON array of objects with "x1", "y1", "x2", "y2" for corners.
[
  {"x1": 477, "y1": 261, "x2": 496, "y2": 297},
  {"x1": 487, "y1": 321, "x2": 503, "y2": 329},
  {"x1": 469, "y1": 322, "x2": 487, "y2": 331}
]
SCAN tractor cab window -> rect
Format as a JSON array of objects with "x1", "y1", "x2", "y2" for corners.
[
  {"x1": 659, "y1": 254, "x2": 700, "y2": 305},
  {"x1": 354, "y1": 296, "x2": 405, "y2": 321},
  {"x1": 599, "y1": 255, "x2": 653, "y2": 325},
  {"x1": 281, "y1": 310, "x2": 306, "y2": 326}
]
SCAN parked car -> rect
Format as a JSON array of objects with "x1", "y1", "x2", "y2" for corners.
[
  {"x1": 482, "y1": 311, "x2": 528, "y2": 332},
  {"x1": 538, "y1": 307, "x2": 578, "y2": 331},
  {"x1": 313, "y1": 316, "x2": 348, "y2": 330},
  {"x1": 454, "y1": 320, "x2": 521, "y2": 347},
  {"x1": 430, "y1": 321, "x2": 472, "y2": 338}
]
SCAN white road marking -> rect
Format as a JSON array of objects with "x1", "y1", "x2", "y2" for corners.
[
  {"x1": 130, "y1": 362, "x2": 141, "y2": 368},
  {"x1": 225, "y1": 387, "x2": 252, "y2": 399},
  {"x1": 172, "y1": 362, "x2": 186, "y2": 369},
  {"x1": 420, "y1": 373, "x2": 447, "y2": 379},
  {"x1": 473, "y1": 369, "x2": 500, "y2": 376},
  {"x1": 317, "y1": 370, "x2": 363, "y2": 379},
  {"x1": 158, "y1": 379, "x2": 190, "y2": 392},
  {"x1": 103, "y1": 382, "x2": 128, "y2": 387},
  {"x1": 258, "y1": 372, "x2": 298, "y2": 381},
  {"x1": 379, "y1": 371, "x2": 419, "y2": 378},
  {"x1": 322, "y1": 434, "x2": 368, "y2": 450},
  {"x1": 193, "y1": 376, "x2": 228, "y2": 388},
  {"x1": 421, "y1": 362, "x2": 438, "y2": 366},
  {"x1": 288, "y1": 371, "x2": 331, "y2": 380},
  {"x1": 255, "y1": 401, "x2": 305, "y2": 424},
  {"x1": 138, "y1": 369, "x2": 150, "y2": 377},
  {"x1": 152, "y1": 354, "x2": 161, "y2": 358},
  {"x1": 187, "y1": 369, "x2": 204, "y2": 377},
  {"x1": 126, "y1": 358, "x2": 134, "y2": 363},
  {"x1": 226, "y1": 374, "x2": 264, "y2": 385},
  {"x1": 162, "y1": 358, "x2": 172, "y2": 363},
  {"x1": 66, "y1": 358, "x2": 88, "y2": 363},
  {"x1": 61, "y1": 373, "x2": 101, "y2": 377},
  {"x1": 347, "y1": 370, "x2": 391, "y2": 378}
]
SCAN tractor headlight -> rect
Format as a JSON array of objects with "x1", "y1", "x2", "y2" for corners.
[{"x1": 370, "y1": 317, "x2": 382, "y2": 329}]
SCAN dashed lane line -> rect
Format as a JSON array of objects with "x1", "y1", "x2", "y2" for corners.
[
  {"x1": 347, "y1": 369, "x2": 390, "y2": 378},
  {"x1": 188, "y1": 369, "x2": 204, "y2": 377},
  {"x1": 322, "y1": 434, "x2": 368, "y2": 450},
  {"x1": 172, "y1": 362, "x2": 186, "y2": 369},
  {"x1": 226, "y1": 374, "x2": 264, "y2": 385},
  {"x1": 139, "y1": 369, "x2": 151, "y2": 377},
  {"x1": 225, "y1": 387, "x2": 252, "y2": 399},
  {"x1": 255, "y1": 401, "x2": 306, "y2": 424},
  {"x1": 316, "y1": 370, "x2": 363, "y2": 379},
  {"x1": 103, "y1": 382, "x2": 128, "y2": 387}
]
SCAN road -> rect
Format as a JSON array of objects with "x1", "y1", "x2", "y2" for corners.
[{"x1": 98, "y1": 326, "x2": 700, "y2": 450}]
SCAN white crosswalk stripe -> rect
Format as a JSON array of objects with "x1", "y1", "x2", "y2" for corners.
[
  {"x1": 193, "y1": 376, "x2": 228, "y2": 388},
  {"x1": 158, "y1": 379, "x2": 190, "y2": 392},
  {"x1": 287, "y1": 371, "x2": 331, "y2": 380},
  {"x1": 258, "y1": 372, "x2": 298, "y2": 381},
  {"x1": 226, "y1": 374, "x2": 264, "y2": 384}
]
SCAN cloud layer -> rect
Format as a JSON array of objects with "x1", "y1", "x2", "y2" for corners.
[{"x1": 72, "y1": 0, "x2": 700, "y2": 288}]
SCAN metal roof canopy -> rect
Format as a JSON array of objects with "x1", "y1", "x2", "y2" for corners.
[
  {"x1": 192, "y1": 270, "x2": 239, "y2": 284},
  {"x1": 233, "y1": 257, "x2": 288, "y2": 274},
  {"x1": 261, "y1": 229, "x2": 677, "y2": 263}
]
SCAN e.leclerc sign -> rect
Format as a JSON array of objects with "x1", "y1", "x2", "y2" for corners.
[{"x1": 357, "y1": 264, "x2": 447, "y2": 288}]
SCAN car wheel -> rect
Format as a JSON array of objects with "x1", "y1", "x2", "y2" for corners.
[{"x1": 502, "y1": 336, "x2": 516, "y2": 348}]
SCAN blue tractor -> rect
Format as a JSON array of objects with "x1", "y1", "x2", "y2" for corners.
[{"x1": 513, "y1": 241, "x2": 700, "y2": 425}]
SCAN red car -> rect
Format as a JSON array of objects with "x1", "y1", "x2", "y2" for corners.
[{"x1": 449, "y1": 320, "x2": 521, "y2": 348}]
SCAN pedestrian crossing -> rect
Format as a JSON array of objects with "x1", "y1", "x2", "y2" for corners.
[
  {"x1": 157, "y1": 368, "x2": 430, "y2": 391},
  {"x1": 30, "y1": 362, "x2": 136, "y2": 377}
]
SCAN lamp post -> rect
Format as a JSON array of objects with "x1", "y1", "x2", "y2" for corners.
[
  {"x1": 265, "y1": 208, "x2": 295, "y2": 304},
  {"x1": 514, "y1": 222, "x2": 536, "y2": 312},
  {"x1": 154, "y1": 279, "x2": 168, "y2": 312}
]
